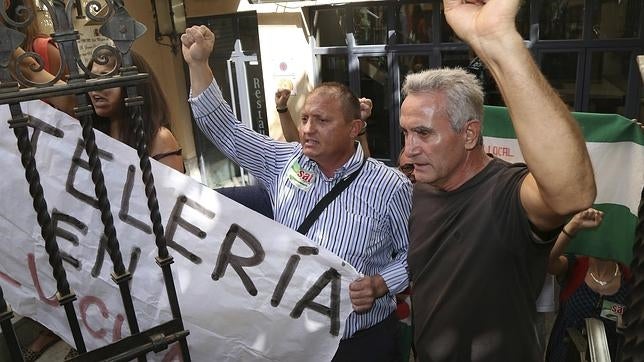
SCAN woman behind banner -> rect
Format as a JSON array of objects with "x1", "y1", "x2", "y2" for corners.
[{"x1": 88, "y1": 50, "x2": 185, "y2": 173}]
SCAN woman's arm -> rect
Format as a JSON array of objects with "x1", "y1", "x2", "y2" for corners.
[
  {"x1": 547, "y1": 208, "x2": 604, "y2": 275},
  {"x1": 150, "y1": 126, "x2": 185, "y2": 173}
]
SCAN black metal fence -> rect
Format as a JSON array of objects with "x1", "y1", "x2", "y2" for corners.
[{"x1": 0, "y1": 1, "x2": 190, "y2": 360}]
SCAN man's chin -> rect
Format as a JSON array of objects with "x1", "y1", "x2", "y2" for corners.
[
  {"x1": 413, "y1": 172, "x2": 435, "y2": 185},
  {"x1": 302, "y1": 148, "x2": 318, "y2": 159}
]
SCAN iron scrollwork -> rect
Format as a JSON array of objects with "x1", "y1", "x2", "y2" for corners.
[{"x1": 0, "y1": 1, "x2": 191, "y2": 360}]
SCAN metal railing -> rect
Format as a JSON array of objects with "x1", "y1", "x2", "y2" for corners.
[{"x1": 0, "y1": 1, "x2": 190, "y2": 360}]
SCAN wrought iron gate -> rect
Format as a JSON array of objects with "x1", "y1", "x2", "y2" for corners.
[{"x1": 0, "y1": 1, "x2": 190, "y2": 360}]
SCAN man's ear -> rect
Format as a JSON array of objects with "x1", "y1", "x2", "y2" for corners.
[
  {"x1": 349, "y1": 119, "x2": 363, "y2": 138},
  {"x1": 464, "y1": 119, "x2": 482, "y2": 150}
]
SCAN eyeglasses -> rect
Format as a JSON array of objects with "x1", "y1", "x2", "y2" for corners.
[{"x1": 399, "y1": 163, "x2": 414, "y2": 175}]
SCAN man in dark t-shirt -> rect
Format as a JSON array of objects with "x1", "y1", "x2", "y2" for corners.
[
  {"x1": 399, "y1": 1, "x2": 597, "y2": 361},
  {"x1": 409, "y1": 159, "x2": 553, "y2": 360}
]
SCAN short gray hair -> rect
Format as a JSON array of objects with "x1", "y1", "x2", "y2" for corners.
[{"x1": 402, "y1": 68, "x2": 484, "y2": 134}]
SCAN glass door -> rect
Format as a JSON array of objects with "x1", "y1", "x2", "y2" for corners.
[{"x1": 186, "y1": 11, "x2": 268, "y2": 188}]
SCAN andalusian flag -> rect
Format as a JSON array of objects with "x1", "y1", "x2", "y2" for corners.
[{"x1": 483, "y1": 106, "x2": 644, "y2": 265}]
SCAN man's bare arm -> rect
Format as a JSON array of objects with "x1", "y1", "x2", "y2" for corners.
[{"x1": 443, "y1": 0, "x2": 596, "y2": 230}]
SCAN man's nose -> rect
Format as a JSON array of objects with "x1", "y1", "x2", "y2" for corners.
[
  {"x1": 301, "y1": 120, "x2": 314, "y2": 134},
  {"x1": 404, "y1": 136, "x2": 418, "y2": 156}
]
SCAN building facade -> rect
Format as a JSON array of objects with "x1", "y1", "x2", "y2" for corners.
[{"x1": 131, "y1": 0, "x2": 644, "y2": 186}]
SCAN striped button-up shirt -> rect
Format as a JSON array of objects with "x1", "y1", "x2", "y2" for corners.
[{"x1": 189, "y1": 80, "x2": 411, "y2": 338}]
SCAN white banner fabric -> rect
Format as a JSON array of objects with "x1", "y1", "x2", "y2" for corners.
[{"x1": 0, "y1": 100, "x2": 360, "y2": 361}]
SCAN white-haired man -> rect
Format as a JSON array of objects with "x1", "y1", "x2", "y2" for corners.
[{"x1": 401, "y1": 0, "x2": 596, "y2": 360}]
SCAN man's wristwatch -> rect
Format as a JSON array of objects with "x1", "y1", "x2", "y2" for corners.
[{"x1": 276, "y1": 107, "x2": 288, "y2": 113}]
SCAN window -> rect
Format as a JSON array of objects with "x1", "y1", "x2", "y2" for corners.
[
  {"x1": 588, "y1": 51, "x2": 631, "y2": 115},
  {"x1": 310, "y1": 0, "x2": 644, "y2": 163},
  {"x1": 398, "y1": 54, "x2": 431, "y2": 76},
  {"x1": 591, "y1": 0, "x2": 640, "y2": 39},
  {"x1": 540, "y1": 52, "x2": 580, "y2": 109},
  {"x1": 359, "y1": 56, "x2": 391, "y2": 158},
  {"x1": 317, "y1": 55, "x2": 349, "y2": 84},
  {"x1": 187, "y1": 12, "x2": 268, "y2": 187},
  {"x1": 540, "y1": 0, "x2": 584, "y2": 39},
  {"x1": 353, "y1": 6, "x2": 388, "y2": 45},
  {"x1": 314, "y1": 8, "x2": 347, "y2": 47},
  {"x1": 398, "y1": 3, "x2": 433, "y2": 44}
]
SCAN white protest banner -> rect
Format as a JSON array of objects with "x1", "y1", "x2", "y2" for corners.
[
  {"x1": 0, "y1": 100, "x2": 360, "y2": 361},
  {"x1": 483, "y1": 106, "x2": 644, "y2": 264}
]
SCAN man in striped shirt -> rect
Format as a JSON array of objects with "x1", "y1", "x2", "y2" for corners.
[{"x1": 181, "y1": 25, "x2": 412, "y2": 361}]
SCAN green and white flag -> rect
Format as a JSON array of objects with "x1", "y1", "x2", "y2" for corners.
[{"x1": 483, "y1": 106, "x2": 644, "y2": 265}]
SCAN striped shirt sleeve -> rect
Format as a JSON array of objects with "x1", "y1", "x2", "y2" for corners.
[
  {"x1": 188, "y1": 79, "x2": 296, "y2": 187},
  {"x1": 379, "y1": 179, "x2": 412, "y2": 295}
]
